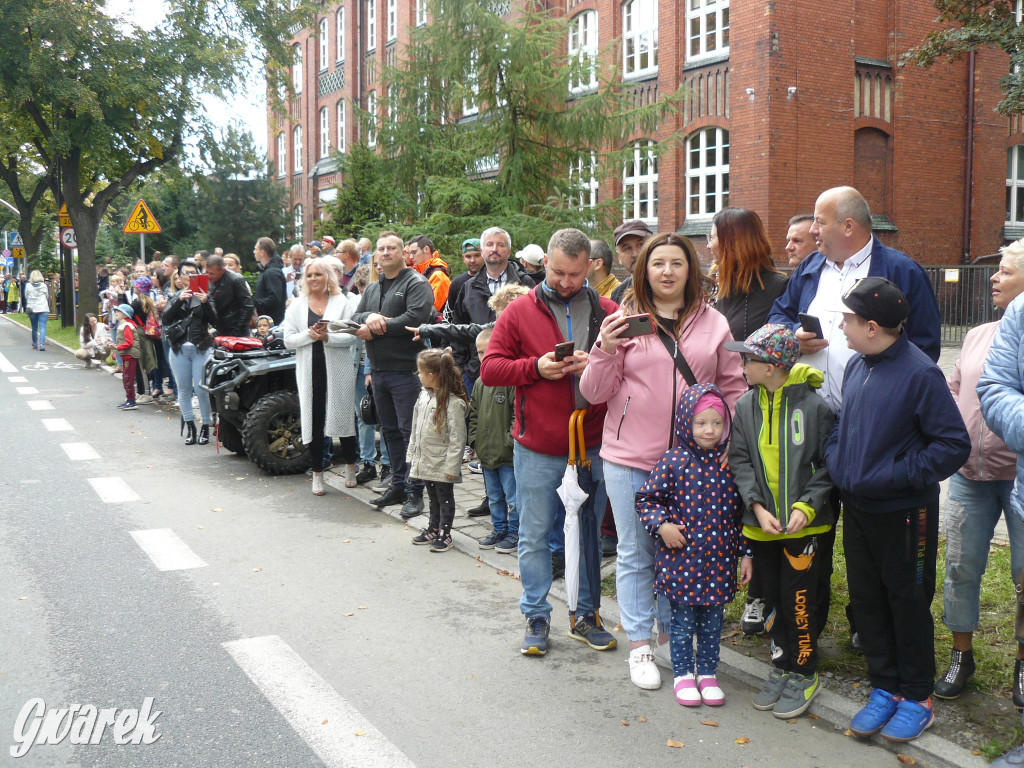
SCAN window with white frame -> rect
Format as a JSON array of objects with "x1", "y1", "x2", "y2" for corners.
[
  {"x1": 319, "y1": 107, "x2": 330, "y2": 158},
  {"x1": 687, "y1": 0, "x2": 729, "y2": 61},
  {"x1": 319, "y1": 18, "x2": 328, "y2": 70},
  {"x1": 463, "y1": 50, "x2": 479, "y2": 116},
  {"x1": 292, "y1": 43, "x2": 303, "y2": 93},
  {"x1": 293, "y1": 125, "x2": 303, "y2": 171},
  {"x1": 276, "y1": 132, "x2": 286, "y2": 176},
  {"x1": 367, "y1": 0, "x2": 377, "y2": 50},
  {"x1": 568, "y1": 11, "x2": 598, "y2": 94},
  {"x1": 570, "y1": 152, "x2": 599, "y2": 211},
  {"x1": 622, "y1": 0, "x2": 658, "y2": 78},
  {"x1": 387, "y1": 0, "x2": 397, "y2": 41},
  {"x1": 294, "y1": 204, "x2": 304, "y2": 239},
  {"x1": 416, "y1": 0, "x2": 427, "y2": 26},
  {"x1": 337, "y1": 100, "x2": 347, "y2": 153},
  {"x1": 622, "y1": 139, "x2": 658, "y2": 226},
  {"x1": 1007, "y1": 146, "x2": 1024, "y2": 224},
  {"x1": 686, "y1": 127, "x2": 729, "y2": 217},
  {"x1": 367, "y1": 90, "x2": 377, "y2": 147},
  {"x1": 336, "y1": 8, "x2": 345, "y2": 61}
]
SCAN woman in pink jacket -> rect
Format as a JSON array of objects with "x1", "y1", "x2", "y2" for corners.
[{"x1": 579, "y1": 231, "x2": 746, "y2": 691}]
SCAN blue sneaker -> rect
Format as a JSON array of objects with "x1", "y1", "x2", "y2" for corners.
[
  {"x1": 495, "y1": 533, "x2": 519, "y2": 554},
  {"x1": 880, "y1": 699, "x2": 934, "y2": 742},
  {"x1": 567, "y1": 613, "x2": 617, "y2": 651},
  {"x1": 522, "y1": 616, "x2": 550, "y2": 656},
  {"x1": 850, "y1": 688, "x2": 899, "y2": 736},
  {"x1": 479, "y1": 530, "x2": 504, "y2": 549}
]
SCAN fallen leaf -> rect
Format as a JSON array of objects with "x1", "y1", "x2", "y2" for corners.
[
  {"x1": 896, "y1": 755, "x2": 915, "y2": 766},
  {"x1": 972, "y1": 750, "x2": 982, "y2": 756},
  {"x1": 844, "y1": 729, "x2": 855, "y2": 737},
  {"x1": 236, "y1": 477, "x2": 245, "y2": 481},
  {"x1": 734, "y1": 737, "x2": 750, "y2": 745},
  {"x1": 786, "y1": 718, "x2": 797, "y2": 724},
  {"x1": 724, "y1": 629, "x2": 742, "y2": 638},
  {"x1": 343, "y1": 539, "x2": 351, "y2": 543},
  {"x1": 371, "y1": 540, "x2": 376, "y2": 543},
  {"x1": 212, "y1": 582, "x2": 220, "y2": 586},
  {"x1": 213, "y1": 507, "x2": 222, "y2": 512},
  {"x1": 620, "y1": 720, "x2": 629, "y2": 726},
  {"x1": 613, "y1": 623, "x2": 623, "y2": 632},
  {"x1": 475, "y1": 555, "x2": 483, "y2": 562},
  {"x1": 851, "y1": 681, "x2": 861, "y2": 688},
  {"x1": 322, "y1": 719, "x2": 328, "y2": 724},
  {"x1": 476, "y1": 564, "x2": 481, "y2": 568},
  {"x1": 354, "y1": 730, "x2": 365, "y2": 736},
  {"x1": 253, "y1": 567, "x2": 262, "y2": 572},
  {"x1": 198, "y1": 526, "x2": 204, "y2": 529},
  {"x1": 700, "y1": 720, "x2": 718, "y2": 727},
  {"x1": 471, "y1": 674, "x2": 476, "y2": 679},
  {"x1": 497, "y1": 569, "x2": 510, "y2": 576},
  {"x1": 666, "y1": 738, "x2": 683, "y2": 749},
  {"x1": 358, "y1": 605, "x2": 367, "y2": 610},
  {"x1": 19, "y1": 596, "x2": 28, "y2": 600},
  {"x1": 807, "y1": 713, "x2": 819, "y2": 720},
  {"x1": 344, "y1": 612, "x2": 354, "y2": 617},
  {"x1": 635, "y1": 716, "x2": 647, "y2": 723}
]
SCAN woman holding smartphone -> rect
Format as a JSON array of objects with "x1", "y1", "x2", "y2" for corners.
[
  {"x1": 579, "y1": 232, "x2": 746, "y2": 691},
  {"x1": 283, "y1": 257, "x2": 360, "y2": 495}
]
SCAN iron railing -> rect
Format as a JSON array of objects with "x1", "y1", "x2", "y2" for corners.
[{"x1": 922, "y1": 265, "x2": 999, "y2": 345}]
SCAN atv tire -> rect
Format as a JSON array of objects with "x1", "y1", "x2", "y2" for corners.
[
  {"x1": 217, "y1": 419, "x2": 246, "y2": 456},
  {"x1": 241, "y1": 391, "x2": 311, "y2": 475}
]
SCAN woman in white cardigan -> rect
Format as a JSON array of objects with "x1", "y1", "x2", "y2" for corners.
[{"x1": 283, "y1": 257, "x2": 359, "y2": 495}]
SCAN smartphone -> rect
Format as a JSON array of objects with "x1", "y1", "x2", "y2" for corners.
[
  {"x1": 189, "y1": 274, "x2": 210, "y2": 294},
  {"x1": 798, "y1": 312, "x2": 823, "y2": 339},
  {"x1": 554, "y1": 340, "x2": 575, "y2": 362},
  {"x1": 618, "y1": 313, "x2": 657, "y2": 338}
]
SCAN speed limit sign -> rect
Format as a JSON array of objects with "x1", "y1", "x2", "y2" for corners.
[{"x1": 60, "y1": 227, "x2": 77, "y2": 249}]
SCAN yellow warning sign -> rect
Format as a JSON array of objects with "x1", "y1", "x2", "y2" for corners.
[
  {"x1": 58, "y1": 204, "x2": 71, "y2": 228},
  {"x1": 122, "y1": 199, "x2": 161, "y2": 234}
]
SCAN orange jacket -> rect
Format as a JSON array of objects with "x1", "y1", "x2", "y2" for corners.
[{"x1": 414, "y1": 254, "x2": 451, "y2": 311}]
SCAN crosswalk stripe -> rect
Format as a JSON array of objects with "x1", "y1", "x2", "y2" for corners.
[
  {"x1": 0, "y1": 352, "x2": 17, "y2": 373},
  {"x1": 8, "y1": 376, "x2": 27, "y2": 382},
  {"x1": 16, "y1": 386, "x2": 39, "y2": 395},
  {"x1": 41, "y1": 418, "x2": 73, "y2": 432},
  {"x1": 27, "y1": 400, "x2": 54, "y2": 411},
  {"x1": 223, "y1": 636, "x2": 417, "y2": 768},
  {"x1": 87, "y1": 477, "x2": 140, "y2": 503},
  {"x1": 129, "y1": 529, "x2": 208, "y2": 571},
  {"x1": 61, "y1": 442, "x2": 100, "y2": 460}
]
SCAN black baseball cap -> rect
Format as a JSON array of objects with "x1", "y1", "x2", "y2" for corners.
[{"x1": 832, "y1": 276, "x2": 909, "y2": 328}]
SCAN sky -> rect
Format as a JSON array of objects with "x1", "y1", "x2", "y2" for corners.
[{"x1": 102, "y1": 0, "x2": 268, "y2": 156}]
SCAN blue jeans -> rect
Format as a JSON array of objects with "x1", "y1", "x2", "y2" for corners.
[
  {"x1": 354, "y1": 367, "x2": 377, "y2": 464},
  {"x1": 29, "y1": 311, "x2": 47, "y2": 348},
  {"x1": 943, "y1": 472, "x2": 1024, "y2": 632},
  {"x1": 670, "y1": 602, "x2": 725, "y2": 677},
  {"x1": 482, "y1": 464, "x2": 518, "y2": 537},
  {"x1": 161, "y1": 337, "x2": 177, "y2": 396},
  {"x1": 514, "y1": 443, "x2": 605, "y2": 620},
  {"x1": 604, "y1": 460, "x2": 672, "y2": 643},
  {"x1": 371, "y1": 370, "x2": 422, "y2": 495},
  {"x1": 170, "y1": 343, "x2": 212, "y2": 423}
]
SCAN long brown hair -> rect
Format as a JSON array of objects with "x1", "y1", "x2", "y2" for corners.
[
  {"x1": 623, "y1": 232, "x2": 710, "y2": 336},
  {"x1": 713, "y1": 207, "x2": 782, "y2": 299},
  {"x1": 417, "y1": 348, "x2": 467, "y2": 432}
]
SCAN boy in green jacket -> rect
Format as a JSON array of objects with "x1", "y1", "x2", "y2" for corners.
[{"x1": 726, "y1": 324, "x2": 836, "y2": 720}]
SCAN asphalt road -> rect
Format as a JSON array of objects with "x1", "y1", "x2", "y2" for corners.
[{"x1": 0, "y1": 319, "x2": 924, "y2": 767}]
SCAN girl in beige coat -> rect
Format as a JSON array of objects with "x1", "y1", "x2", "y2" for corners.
[{"x1": 408, "y1": 349, "x2": 468, "y2": 552}]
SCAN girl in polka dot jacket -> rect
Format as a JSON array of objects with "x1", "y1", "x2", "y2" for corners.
[{"x1": 636, "y1": 383, "x2": 752, "y2": 708}]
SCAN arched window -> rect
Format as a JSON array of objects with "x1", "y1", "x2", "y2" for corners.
[
  {"x1": 1008, "y1": 145, "x2": 1024, "y2": 224},
  {"x1": 568, "y1": 11, "x2": 598, "y2": 93},
  {"x1": 337, "y1": 100, "x2": 347, "y2": 153},
  {"x1": 294, "y1": 204, "x2": 304, "y2": 239},
  {"x1": 623, "y1": 139, "x2": 658, "y2": 226},
  {"x1": 293, "y1": 125, "x2": 303, "y2": 171},
  {"x1": 686, "y1": 127, "x2": 729, "y2": 217},
  {"x1": 276, "y1": 132, "x2": 286, "y2": 177},
  {"x1": 622, "y1": 0, "x2": 657, "y2": 78},
  {"x1": 292, "y1": 43, "x2": 303, "y2": 93},
  {"x1": 319, "y1": 107, "x2": 330, "y2": 158},
  {"x1": 367, "y1": 90, "x2": 377, "y2": 147},
  {"x1": 336, "y1": 7, "x2": 345, "y2": 62},
  {"x1": 687, "y1": 0, "x2": 729, "y2": 62},
  {"x1": 318, "y1": 18, "x2": 328, "y2": 71}
]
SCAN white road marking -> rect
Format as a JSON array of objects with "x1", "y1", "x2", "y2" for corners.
[
  {"x1": 87, "y1": 477, "x2": 140, "y2": 503},
  {"x1": 129, "y1": 529, "x2": 208, "y2": 571},
  {"x1": 16, "y1": 386, "x2": 39, "y2": 395},
  {"x1": 223, "y1": 636, "x2": 417, "y2": 768},
  {"x1": 27, "y1": 400, "x2": 54, "y2": 411},
  {"x1": 41, "y1": 418, "x2": 73, "y2": 432},
  {"x1": 61, "y1": 442, "x2": 100, "y2": 460},
  {"x1": 8, "y1": 376, "x2": 27, "y2": 382},
  {"x1": 0, "y1": 352, "x2": 17, "y2": 373}
]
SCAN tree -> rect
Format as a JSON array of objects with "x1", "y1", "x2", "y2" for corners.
[
  {"x1": 0, "y1": 0, "x2": 313, "y2": 318},
  {"x1": 907, "y1": 0, "x2": 1024, "y2": 114}
]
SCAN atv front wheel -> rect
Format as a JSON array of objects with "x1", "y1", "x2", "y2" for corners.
[{"x1": 241, "y1": 391, "x2": 310, "y2": 475}]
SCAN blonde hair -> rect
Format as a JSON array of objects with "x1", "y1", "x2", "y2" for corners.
[
  {"x1": 1000, "y1": 238, "x2": 1024, "y2": 276},
  {"x1": 300, "y1": 257, "x2": 341, "y2": 296},
  {"x1": 29, "y1": 270, "x2": 43, "y2": 282},
  {"x1": 488, "y1": 283, "x2": 529, "y2": 315}
]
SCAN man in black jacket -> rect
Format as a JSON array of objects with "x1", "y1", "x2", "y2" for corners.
[
  {"x1": 352, "y1": 231, "x2": 437, "y2": 520},
  {"x1": 252, "y1": 237, "x2": 287, "y2": 324},
  {"x1": 206, "y1": 255, "x2": 255, "y2": 337}
]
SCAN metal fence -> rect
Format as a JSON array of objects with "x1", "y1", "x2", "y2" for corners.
[{"x1": 922, "y1": 265, "x2": 999, "y2": 345}]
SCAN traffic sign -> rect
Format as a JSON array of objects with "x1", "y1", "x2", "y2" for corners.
[
  {"x1": 58, "y1": 204, "x2": 71, "y2": 228},
  {"x1": 60, "y1": 227, "x2": 77, "y2": 249},
  {"x1": 10, "y1": 231, "x2": 24, "y2": 260},
  {"x1": 122, "y1": 199, "x2": 161, "y2": 234}
]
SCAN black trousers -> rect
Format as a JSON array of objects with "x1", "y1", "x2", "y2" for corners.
[
  {"x1": 843, "y1": 499, "x2": 938, "y2": 702},
  {"x1": 306, "y1": 343, "x2": 328, "y2": 472},
  {"x1": 425, "y1": 481, "x2": 456, "y2": 535},
  {"x1": 750, "y1": 536, "x2": 821, "y2": 674},
  {"x1": 372, "y1": 370, "x2": 423, "y2": 496}
]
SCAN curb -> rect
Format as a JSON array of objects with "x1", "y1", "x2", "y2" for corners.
[{"x1": 323, "y1": 471, "x2": 986, "y2": 768}]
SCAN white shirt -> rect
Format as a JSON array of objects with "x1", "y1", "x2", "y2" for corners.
[{"x1": 802, "y1": 237, "x2": 874, "y2": 412}]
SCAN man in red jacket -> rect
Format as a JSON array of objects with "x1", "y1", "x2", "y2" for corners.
[{"x1": 481, "y1": 227, "x2": 617, "y2": 657}]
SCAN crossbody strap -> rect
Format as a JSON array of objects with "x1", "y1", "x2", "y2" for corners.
[{"x1": 656, "y1": 326, "x2": 697, "y2": 387}]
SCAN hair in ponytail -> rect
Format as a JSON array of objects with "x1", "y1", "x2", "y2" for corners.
[{"x1": 417, "y1": 348, "x2": 467, "y2": 432}]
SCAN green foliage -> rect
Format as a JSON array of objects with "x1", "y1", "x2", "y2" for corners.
[
  {"x1": 905, "y1": 0, "x2": 1024, "y2": 115},
  {"x1": 320, "y1": 142, "x2": 402, "y2": 235}
]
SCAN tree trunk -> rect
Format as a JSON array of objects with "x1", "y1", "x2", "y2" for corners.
[{"x1": 69, "y1": 207, "x2": 99, "y2": 319}]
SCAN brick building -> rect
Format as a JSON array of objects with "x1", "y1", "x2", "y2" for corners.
[{"x1": 270, "y1": 0, "x2": 1018, "y2": 265}]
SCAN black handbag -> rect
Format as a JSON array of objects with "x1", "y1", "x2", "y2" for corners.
[{"x1": 359, "y1": 384, "x2": 378, "y2": 425}]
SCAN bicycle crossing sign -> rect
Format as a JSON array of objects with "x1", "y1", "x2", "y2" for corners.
[{"x1": 122, "y1": 200, "x2": 161, "y2": 234}]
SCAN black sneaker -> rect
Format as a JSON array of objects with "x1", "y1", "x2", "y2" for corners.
[
  {"x1": 601, "y1": 534, "x2": 617, "y2": 558},
  {"x1": 412, "y1": 528, "x2": 438, "y2": 545},
  {"x1": 355, "y1": 462, "x2": 377, "y2": 485},
  {"x1": 429, "y1": 533, "x2": 453, "y2": 553},
  {"x1": 372, "y1": 485, "x2": 405, "y2": 508},
  {"x1": 372, "y1": 465, "x2": 392, "y2": 493},
  {"x1": 551, "y1": 551, "x2": 566, "y2": 580},
  {"x1": 466, "y1": 498, "x2": 490, "y2": 517},
  {"x1": 479, "y1": 530, "x2": 504, "y2": 549},
  {"x1": 495, "y1": 534, "x2": 519, "y2": 554},
  {"x1": 1014, "y1": 658, "x2": 1024, "y2": 711},
  {"x1": 399, "y1": 493, "x2": 424, "y2": 519}
]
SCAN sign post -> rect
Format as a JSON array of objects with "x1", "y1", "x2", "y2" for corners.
[{"x1": 122, "y1": 200, "x2": 161, "y2": 264}]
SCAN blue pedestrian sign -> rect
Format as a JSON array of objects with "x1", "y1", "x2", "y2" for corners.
[{"x1": 9, "y1": 232, "x2": 24, "y2": 260}]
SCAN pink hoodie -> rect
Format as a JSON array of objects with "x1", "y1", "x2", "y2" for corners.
[{"x1": 579, "y1": 302, "x2": 746, "y2": 472}]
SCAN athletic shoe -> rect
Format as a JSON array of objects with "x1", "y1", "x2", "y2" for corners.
[
  {"x1": 479, "y1": 530, "x2": 504, "y2": 549},
  {"x1": 880, "y1": 699, "x2": 934, "y2": 743},
  {"x1": 117, "y1": 401, "x2": 138, "y2": 410},
  {"x1": 601, "y1": 534, "x2": 617, "y2": 558},
  {"x1": 494, "y1": 534, "x2": 519, "y2": 554},
  {"x1": 372, "y1": 465, "x2": 392, "y2": 493},
  {"x1": 429, "y1": 533, "x2": 453, "y2": 553},
  {"x1": 468, "y1": 461, "x2": 483, "y2": 474},
  {"x1": 628, "y1": 645, "x2": 661, "y2": 690},
  {"x1": 773, "y1": 671, "x2": 820, "y2": 718},
  {"x1": 412, "y1": 528, "x2": 438, "y2": 546},
  {"x1": 522, "y1": 616, "x2": 550, "y2": 656},
  {"x1": 673, "y1": 674, "x2": 701, "y2": 707},
  {"x1": 990, "y1": 744, "x2": 1024, "y2": 768},
  {"x1": 653, "y1": 642, "x2": 672, "y2": 670},
  {"x1": 462, "y1": 446, "x2": 474, "y2": 463},
  {"x1": 354, "y1": 462, "x2": 377, "y2": 485},
  {"x1": 752, "y1": 668, "x2": 790, "y2": 711},
  {"x1": 697, "y1": 675, "x2": 725, "y2": 706},
  {"x1": 741, "y1": 598, "x2": 771, "y2": 635},
  {"x1": 1014, "y1": 658, "x2": 1024, "y2": 711},
  {"x1": 136, "y1": 394, "x2": 154, "y2": 404},
  {"x1": 849, "y1": 688, "x2": 900, "y2": 737},
  {"x1": 567, "y1": 613, "x2": 616, "y2": 651},
  {"x1": 934, "y1": 648, "x2": 975, "y2": 699}
]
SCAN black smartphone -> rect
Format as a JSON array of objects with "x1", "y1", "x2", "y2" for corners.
[
  {"x1": 554, "y1": 340, "x2": 575, "y2": 362},
  {"x1": 798, "y1": 312, "x2": 823, "y2": 339},
  {"x1": 618, "y1": 313, "x2": 657, "y2": 338}
]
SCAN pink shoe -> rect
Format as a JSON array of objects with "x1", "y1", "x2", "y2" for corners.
[
  {"x1": 674, "y1": 674, "x2": 701, "y2": 707},
  {"x1": 697, "y1": 675, "x2": 725, "y2": 706}
]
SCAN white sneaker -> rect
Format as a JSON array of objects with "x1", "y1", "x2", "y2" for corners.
[
  {"x1": 653, "y1": 642, "x2": 672, "y2": 670},
  {"x1": 135, "y1": 394, "x2": 154, "y2": 404},
  {"x1": 741, "y1": 597, "x2": 767, "y2": 635},
  {"x1": 628, "y1": 645, "x2": 662, "y2": 690}
]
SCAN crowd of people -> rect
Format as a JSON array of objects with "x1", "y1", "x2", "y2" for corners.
[{"x1": 23, "y1": 184, "x2": 1024, "y2": 761}]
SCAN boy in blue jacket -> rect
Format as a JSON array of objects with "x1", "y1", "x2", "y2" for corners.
[{"x1": 825, "y1": 277, "x2": 970, "y2": 743}]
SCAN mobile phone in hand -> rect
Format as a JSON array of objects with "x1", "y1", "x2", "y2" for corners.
[
  {"x1": 554, "y1": 340, "x2": 575, "y2": 362},
  {"x1": 618, "y1": 313, "x2": 656, "y2": 338},
  {"x1": 798, "y1": 313, "x2": 823, "y2": 339}
]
